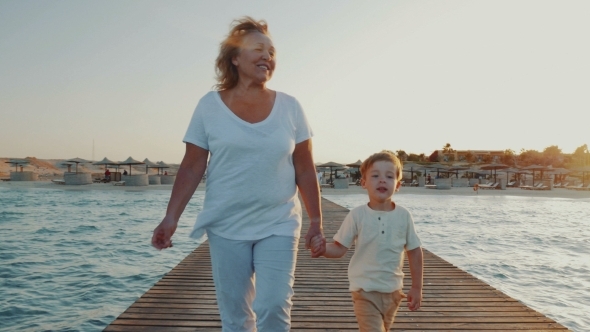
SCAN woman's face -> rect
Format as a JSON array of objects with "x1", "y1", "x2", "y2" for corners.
[{"x1": 233, "y1": 32, "x2": 276, "y2": 84}]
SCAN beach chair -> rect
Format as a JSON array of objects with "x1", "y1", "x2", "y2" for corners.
[
  {"x1": 409, "y1": 180, "x2": 419, "y2": 187},
  {"x1": 424, "y1": 184, "x2": 437, "y2": 189},
  {"x1": 575, "y1": 183, "x2": 590, "y2": 191},
  {"x1": 532, "y1": 183, "x2": 549, "y2": 190},
  {"x1": 565, "y1": 183, "x2": 583, "y2": 190},
  {"x1": 558, "y1": 182, "x2": 569, "y2": 188},
  {"x1": 507, "y1": 180, "x2": 516, "y2": 187},
  {"x1": 51, "y1": 179, "x2": 65, "y2": 185},
  {"x1": 523, "y1": 183, "x2": 544, "y2": 190},
  {"x1": 400, "y1": 180, "x2": 406, "y2": 187},
  {"x1": 479, "y1": 182, "x2": 498, "y2": 190},
  {"x1": 112, "y1": 181, "x2": 126, "y2": 186}
]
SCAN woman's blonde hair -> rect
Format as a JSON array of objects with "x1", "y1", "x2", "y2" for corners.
[
  {"x1": 214, "y1": 17, "x2": 270, "y2": 91},
  {"x1": 360, "y1": 150, "x2": 403, "y2": 181}
]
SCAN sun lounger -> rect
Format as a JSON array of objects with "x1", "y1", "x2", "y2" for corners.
[
  {"x1": 51, "y1": 179, "x2": 65, "y2": 185},
  {"x1": 574, "y1": 184, "x2": 590, "y2": 191},
  {"x1": 410, "y1": 180, "x2": 419, "y2": 187},
  {"x1": 556, "y1": 182, "x2": 568, "y2": 188},
  {"x1": 532, "y1": 183, "x2": 549, "y2": 190},
  {"x1": 112, "y1": 181, "x2": 126, "y2": 186},
  {"x1": 0, "y1": 178, "x2": 10, "y2": 182},
  {"x1": 400, "y1": 180, "x2": 406, "y2": 187},
  {"x1": 479, "y1": 182, "x2": 499, "y2": 190},
  {"x1": 565, "y1": 184, "x2": 583, "y2": 190},
  {"x1": 424, "y1": 184, "x2": 437, "y2": 189},
  {"x1": 507, "y1": 181, "x2": 516, "y2": 187},
  {"x1": 522, "y1": 183, "x2": 544, "y2": 190}
]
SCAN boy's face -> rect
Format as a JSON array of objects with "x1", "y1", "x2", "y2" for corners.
[{"x1": 361, "y1": 161, "x2": 401, "y2": 203}]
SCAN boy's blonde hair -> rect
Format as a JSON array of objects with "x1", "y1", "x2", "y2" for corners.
[{"x1": 360, "y1": 150, "x2": 403, "y2": 181}]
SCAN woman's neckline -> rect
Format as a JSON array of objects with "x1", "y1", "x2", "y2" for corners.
[{"x1": 215, "y1": 90, "x2": 278, "y2": 126}]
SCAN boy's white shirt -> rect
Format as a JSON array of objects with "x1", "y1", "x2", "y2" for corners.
[{"x1": 334, "y1": 203, "x2": 421, "y2": 293}]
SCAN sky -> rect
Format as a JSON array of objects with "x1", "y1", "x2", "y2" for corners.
[{"x1": 1, "y1": 0, "x2": 589, "y2": 164}]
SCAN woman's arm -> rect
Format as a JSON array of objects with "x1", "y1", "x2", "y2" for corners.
[
  {"x1": 293, "y1": 139, "x2": 324, "y2": 257},
  {"x1": 151, "y1": 143, "x2": 209, "y2": 250}
]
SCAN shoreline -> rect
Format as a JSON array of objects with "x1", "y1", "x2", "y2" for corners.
[{"x1": 2, "y1": 181, "x2": 590, "y2": 199}]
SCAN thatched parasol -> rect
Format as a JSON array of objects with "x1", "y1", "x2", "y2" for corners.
[
  {"x1": 156, "y1": 161, "x2": 171, "y2": 175},
  {"x1": 5, "y1": 159, "x2": 30, "y2": 172},
  {"x1": 143, "y1": 158, "x2": 158, "y2": 174},
  {"x1": 65, "y1": 157, "x2": 92, "y2": 174},
  {"x1": 316, "y1": 161, "x2": 345, "y2": 183},
  {"x1": 480, "y1": 163, "x2": 509, "y2": 183},
  {"x1": 119, "y1": 157, "x2": 145, "y2": 176}
]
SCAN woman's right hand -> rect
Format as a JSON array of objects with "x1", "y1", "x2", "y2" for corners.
[{"x1": 151, "y1": 215, "x2": 178, "y2": 250}]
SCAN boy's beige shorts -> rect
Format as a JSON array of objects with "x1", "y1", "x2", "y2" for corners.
[{"x1": 351, "y1": 289, "x2": 405, "y2": 332}]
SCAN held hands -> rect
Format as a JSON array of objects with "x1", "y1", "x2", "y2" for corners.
[
  {"x1": 151, "y1": 215, "x2": 177, "y2": 250},
  {"x1": 309, "y1": 235, "x2": 326, "y2": 257},
  {"x1": 406, "y1": 287, "x2": 422, "y2": 311},
  {"x1": 304, "y1": 222, "x2": 325, "y2": 258}
]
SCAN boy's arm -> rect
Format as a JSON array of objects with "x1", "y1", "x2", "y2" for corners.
[
  {"x1": 323, "y1": 241, "x2": 349, "y2": 258},
  {"x1": 311, "y1": 236, "x2": 348, "y2": 258},
  {"x1": 406, "y1": 246, "x2": 423, "y2": 311}
]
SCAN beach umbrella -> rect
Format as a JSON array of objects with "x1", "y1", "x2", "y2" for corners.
[
  {"x1": 546, "y1": 167, "x2": 570, "y2": 184},
  {"x1": 480, "y1": 163, "x2": 509, "y2": 183},
  {"x1": 66, "y1": 157, "x2": 92, "y2": 174},
  {"x1": 143, "y1": 158, "x2": 158, "y2": 174},
  {"x1": 402, "y1": 162, "x2": 421, "y2": 180},
  {"x1": 463, "y1": 168, "x2": 483, "y2": 179},
  {"x1": 61, "y1": 162, "x2": 74, "y2": 173},
  {"x1": 446, "y1": 165, "x2": 470, "y2": 178},
  {"x1": 499, "y1": 167, "x2": 523, "y2": 184},
  {"x1": 5, "y1": 159, "x2": 30, "y2": 172},
  {"x1": 93, "y1": 157, "x2": 117, "y2": 171},
  {"x1": 119, "y1": 157, "x2": 145, "y2": 176},
  {"x1": 521, "y1": 164, "x2": 549, "y2": 187},
  {"x1": 346, "y1": 160, "x2": 363, "y2": 181},
  {"x1": 156, "y1": 161, "x2": 171, "y2": 175},
  {"x1": 571, "y1": 166, "x2": 590, "y2": 186},
  {"x1": 423, "y1": 163, "x2": 448, "y2": 178},
  {"x1": 316, "y1": 161, "x2": 345, "y2": 184}
]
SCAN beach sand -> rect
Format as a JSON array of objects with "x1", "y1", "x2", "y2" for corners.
[{"x1": 2, "y1": 180, "x2": 590, "y2": 199}]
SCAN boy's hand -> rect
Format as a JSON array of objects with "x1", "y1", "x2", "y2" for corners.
[
  {"x1": 406, "y1": 287, "x2": 422, "y2": 311},
  {"x1": 310, "y1": 235, "x2": 326, "y2": 257}
]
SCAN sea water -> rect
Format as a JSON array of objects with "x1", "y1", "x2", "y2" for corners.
[
  {"x1": 0, "y1": 188, "x2": 588, "y2": 331},
  {"x1": 0, "y1": 188, "x2": 201, "y2": 331},
  {"x1": 324, "y1": 193, "x2": 590, "y2": 332}
]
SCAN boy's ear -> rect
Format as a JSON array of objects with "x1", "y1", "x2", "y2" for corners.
[
  {"x1": 360, "y1": 177, "x2": 366, "y2": 188},
  {"x1": 395, "y1": 180, "x2": 402, "y2": 192}
]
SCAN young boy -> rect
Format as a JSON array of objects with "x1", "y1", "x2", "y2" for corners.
[{"x1": 311, "y1": 151, "x2": 423, "y2": 332}]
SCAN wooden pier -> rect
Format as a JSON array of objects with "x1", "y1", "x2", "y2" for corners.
[{"x1": 105, "y1": 198, "x2": 570, "y2": 331}]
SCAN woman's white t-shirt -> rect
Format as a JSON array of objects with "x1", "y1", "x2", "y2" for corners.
[{"x1": 183, "y1": 91, "x2": 313, "y2": 244}]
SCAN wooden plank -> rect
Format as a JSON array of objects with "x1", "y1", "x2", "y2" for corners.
[{"x1": 104, "y1": 198, "x2": 570, "y2": 331}]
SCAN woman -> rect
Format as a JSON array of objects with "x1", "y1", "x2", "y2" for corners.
[{"x1": 151, "y1": 17, "x2": 324, "y2": 331}]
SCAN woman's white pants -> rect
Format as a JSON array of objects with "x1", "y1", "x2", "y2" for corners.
[{"x1": 207, "y1": 232, "x2": 298, "y2": 332}]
